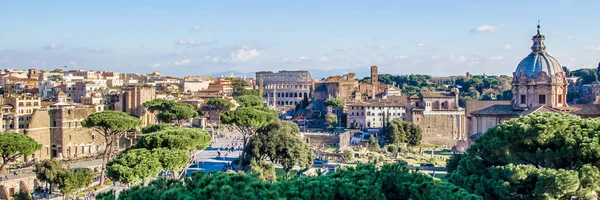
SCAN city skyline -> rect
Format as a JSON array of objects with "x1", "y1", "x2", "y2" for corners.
[{"x1": 1, "y1": 0, "x2": 599, "y2": 77}]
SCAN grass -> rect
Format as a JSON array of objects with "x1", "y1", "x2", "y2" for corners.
[
  {"x1": 274, "y1": 167, "x2": 298, "y2": 177},
  {"x1": 322, "y1": 146, "x2": 339, "y2": 153}
]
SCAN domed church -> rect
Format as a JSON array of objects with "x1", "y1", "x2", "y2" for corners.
[
  {"x1": 466, "y1": 24, "x2": 600, "y2": 143},
  {"x1": 512, "y1": 24, "x2": 568, "y2": 110}
]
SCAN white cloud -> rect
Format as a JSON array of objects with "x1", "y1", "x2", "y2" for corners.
[
  {"x1": 282, "y1": 56, "x2": 307, "y2": 63},
  {"x1": 152, "y1": 63, "x2": 161, "y2": 67},
  {"x1": 589, "y1": 46, "x2": 600, "y2": 51},
  {"x1": 471, "y1": 24, "x2": 502, "y2": 32},
  {"x1": 191, "y1": 25, "x2": 201, "y2": 30},
  {"x1": 392, "y1": 55, "x2": 409, "y2": 60},
  {"x1": 377, "y1": 44, "x2": 385, "y2": 49},
  {"x1": 489, "y1": 55, "x2": 504, "y2": 61},
  {"x1": 45, "y1": 44, "x2": 63, "y2": 50},
  {"x1": 417, "y1": 43, "x2": 425, "y2": 47},
  {"x1": 504, "y1": 44, "x2": 512, "y2": 50},
  {"x1": 174, "y1": 59, "x2": 191, "y2": 66},
  {"x1": 176, "y1": 40, "x2": 214, "y2": 46},
  {"x1": 431, "y1": 55, "x2": 441, "y2": 60},
  {"x1": 230, "y1": 46, "x2": 263, "y2": 62},
  {"x1": 317, "y1": 56, "x2": 329, "y2": 61},
  {"x1": 75, "y1": 47, "x2": 104, "y2": 53}
]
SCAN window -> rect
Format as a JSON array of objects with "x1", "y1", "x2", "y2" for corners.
[
  {"x1": 558, "y1": 95, "x2": 563, "y2": 103},
  {"x1": 539, "y1": 95, "x2": 546, "y2": 104},
  {"x1": 520, "y1": 95, "x2": 526, "y2": 104}
]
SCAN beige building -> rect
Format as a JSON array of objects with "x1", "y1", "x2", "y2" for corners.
[
  {"x1": 466, "y1": 25, "x2": 600, "y2": 144},
  {"x1": 346, "y1": 96, "x2": 408, "y2": 129},
  {"x1": 113, "y1": 85, "x2": 157, "y2": 126},
  {"x1": 406, "y1": 89, "x2": 466, "y2": 146},
  {"x1": 256, "y1": 70, "x2": 312, "y2": 107}
]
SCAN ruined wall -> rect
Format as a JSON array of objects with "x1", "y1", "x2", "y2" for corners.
[
  {"x1": 25, "y1": 109, "x2": 51, "y2": 160},
  {"x1": 50, "y1": 107, "x2": 100, "y2": 159},
  {"x1": 0, "y1": 176, "x2": 38, "y2": 200},
  {"x1": 417, "y1": 115, "x2": 463, "y2": 146}
]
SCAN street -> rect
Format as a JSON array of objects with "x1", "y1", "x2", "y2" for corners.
[{"x1": 188, "y1": 130, "x2": 244, "y2": 174}]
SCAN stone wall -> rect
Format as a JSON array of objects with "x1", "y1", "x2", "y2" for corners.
[
  {"x1": 417, "y1": 115, "x2": 463, "y2": 146},
  {"x1": 50, "y1": 107, "x2": 102, "y2": 159},
  {"x1": 305, "y1": 134, "x2": 339, "y2": 147},
  {"x1": 25, "y1": 108, "x2": 51, "y2": 160},
  {"x1": 0, "y1": 176, "x2": 38, "y2": 200}
]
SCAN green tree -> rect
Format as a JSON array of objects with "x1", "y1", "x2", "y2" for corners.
[
  {"x1": 112, "y1": 163, "x2": 481, "y2": 200},
  {"x1": 141, "y1": 123, "x2": 174, "y2": 134},
  {"x1": 57, "y1": 169, "x2": 94, "y2": 198},
  {"x1": 81, "y1": 110, "x2": 142, "y2": 186},
  {"x1": 207, "y1": 98, "x2": 235, "y2": 129},
  {"x1": 324, "y1": 98, "x2": 344, "y2": 128},
  {"x1": 33, "y1": 159, "x2": 64, "y2": 194},
  {"x1": 221, "y1": 106, "x2": 278, "y2": 169},
  {"x1": 245, "y1": 120, "x2": 314, "y2": 174},
  {"x1": 136, "y1": 128, "x2": 211, "y2": 151},
  {"x1": 449, "y1": 113, "x2": 600, "y2": 199},
  {"x1": 0, "y1": 132, "x2": 41, "y2": 172},
  {"x1": 11, "y1": 192, "x2": 32, "y2": 200},
  {"x1": 325, "y1": 114, "x2": 337, "y2": 129},
  {"x1": 151, "y1": 148, "x2": 189, "y2": 172},
  {"x1": 106, "y1": 148, "x2": 162, "y2": 184},
  {"x1": 249, "y1": 159, "x2": 276, "y2": 182},
  {"x1": 384, "y1": 120, "x2": 421, "y2": 148},
  {"x1": 143, "y1": 99, "x2": 198, "y2": 125},
  {"x1": 234, "y1": 95, "x2": 264, "y2": 107}
]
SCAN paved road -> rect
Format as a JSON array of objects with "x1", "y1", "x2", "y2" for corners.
[{"x1": 188, "y1": 130, "x2": 245, "y2": 174}]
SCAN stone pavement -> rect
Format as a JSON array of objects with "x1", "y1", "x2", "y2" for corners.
[{"x1": 188, "y1": 130, "x2": 245, "y2": 174}]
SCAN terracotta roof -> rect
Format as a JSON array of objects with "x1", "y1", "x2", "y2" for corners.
[
  {"x1": 347, "y1": 96, "x2": 408, "y2": 107},
  {"x1": 470, "y1": 105, "x2": 519, "y2": 116},
  {"x1": 419, "y1": 91, "x2": 455, "y2": 98},
  {"x1": 569, "y1": 104, "x2": 600, "y2": 116},
  {"x1": 519, "y1": 106, "x2": 562, "y2": 116},
  {"x1": 466, "y1": 100, "x2": 511, "y2": 117}
]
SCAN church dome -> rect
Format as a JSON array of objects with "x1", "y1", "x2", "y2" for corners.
[{"x1": 514, "y1": 25, "x2": 563, "y2": 78}]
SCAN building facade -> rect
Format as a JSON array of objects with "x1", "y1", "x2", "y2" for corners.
[
  {"x1": 346, "y1": 96, "x2": 407, "y2": 129},
  {"x1": 406, "y1": 89, "x2": 466, "y2": 146},
  {"x1": 256, "y1": 71, "x2": 312, "y2": 107},
  {"x1": 466, "y1": 25, "x2": 600, "y2": 144}
]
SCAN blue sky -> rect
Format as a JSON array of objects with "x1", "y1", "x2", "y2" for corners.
[{"x1": 1, "y1": 0, "x2": 599, "y2": 78}]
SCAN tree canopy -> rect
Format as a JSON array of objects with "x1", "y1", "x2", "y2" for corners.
[
  {"x1": 108, "y1": 163, "x2": 481, "y2": 200},
  {"x1": 207, "y1": 98, "x2": 235, "y2": 110},
  {"x1": 234, "y1": 95, "x2": 264, "y2": 107},
  {"x1": 33, "y1": 160, "x2": 94, "y2": 197},
  {"x1": 0, "y1": 132, "x2": 41, "y2": 172},
  {"x1": 143, "y1": 99, "x2": 198, "y2": 124},
  {"x1": 141, "y1": 123, "x2": 175, "y2": 134},
  {"x1": 106, "y1": 148, "x2": 163, "y2": 184},
  {"x1": 136, "y1": 127, "x2": 211, "y2": 151},
  {"x1": 448, "y1": 113, "x2": 600, "y2": 199},
  {"x1": 384, "y1": 120, "x2": 422, "y2": 146},
  {"x1": 81, "y1": 110, "x2": 142, "y2": 185},
  {"x1": 221, "y1": 106, "x2": 278, "y2": 168},
  {"x1": 245, "y1": 120, "x2": 313, "y2": 174},
  {"x1": 323, "y1": 98, "x2": 344, "y2": 108}
]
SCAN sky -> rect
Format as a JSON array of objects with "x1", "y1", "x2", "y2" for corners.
[{"x1": 1, "y1": 0, "x2": 599, "y2": 78}]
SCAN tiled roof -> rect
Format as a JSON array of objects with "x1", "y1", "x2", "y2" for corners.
[
  {"x1": 466, "y1": 100, "x2": 511, "y2": 117},
  {"x1": 568, "y1": 104, "x2": 600, "y2": 116},
  {"x1": 419, "y1": 91, "x2": 456, "y2": 98},
  {"x1": 347, "y1": 96, "x2": 408, "y2": 107},
  {"x1": 519, "y1": 106, "x2": 561, "y2": 116},
  {"x1": 470, "y1": 105, "x2": 519, "y2": 116}
]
